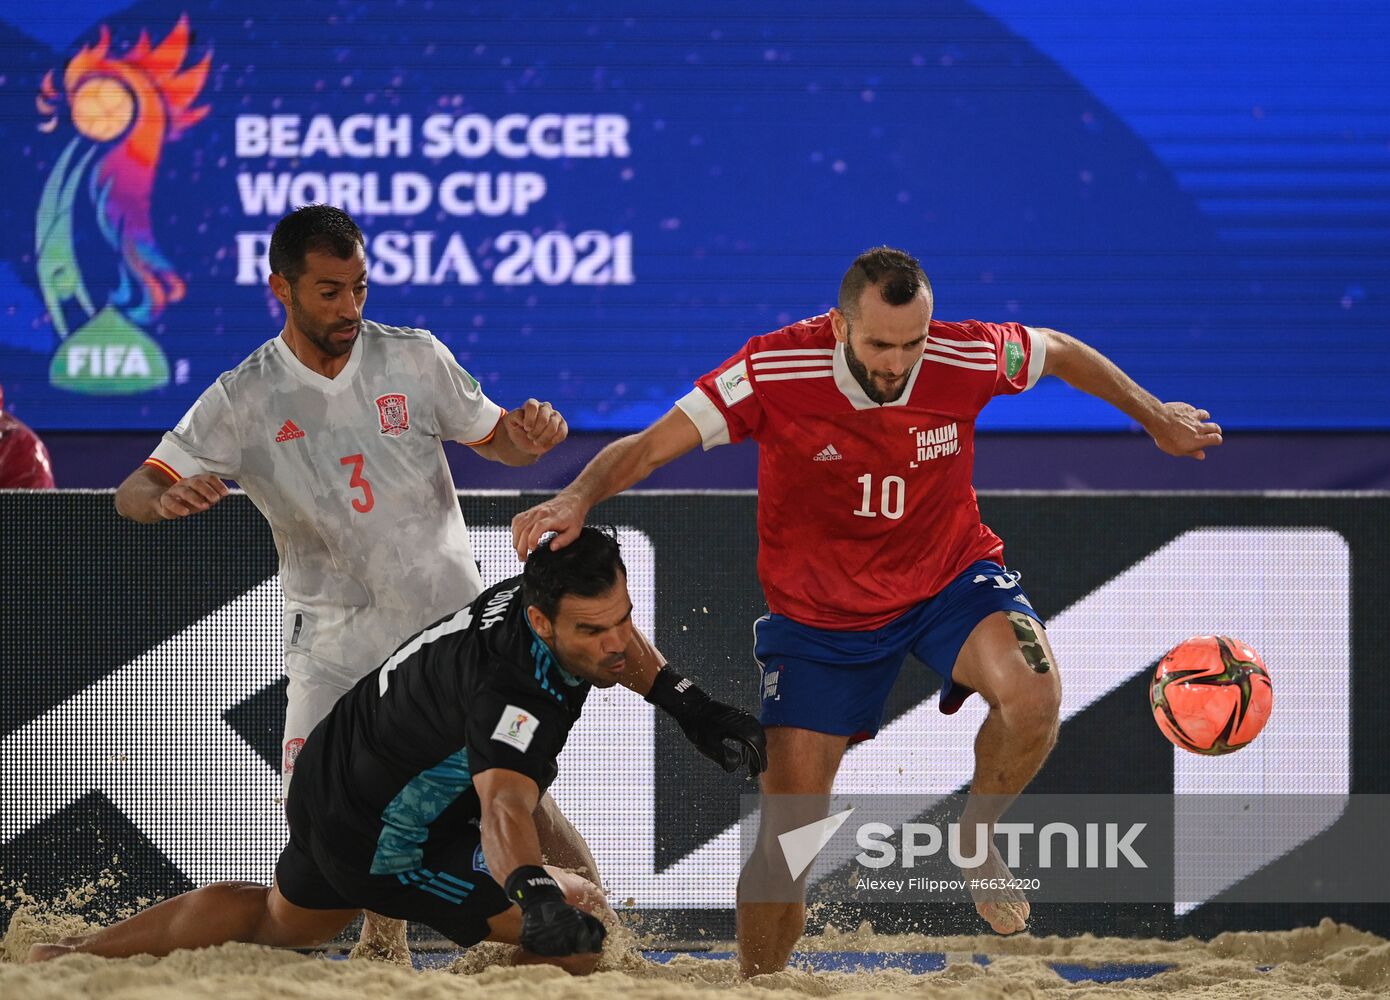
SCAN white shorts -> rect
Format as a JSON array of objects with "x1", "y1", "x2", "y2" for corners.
[{"x1": 280, "y1": 649, "x2": 361, "y2": 797}]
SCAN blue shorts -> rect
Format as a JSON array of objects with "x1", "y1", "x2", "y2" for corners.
[{"x1": 753, "y1": 561, "x2": 1044, "y2": 743}]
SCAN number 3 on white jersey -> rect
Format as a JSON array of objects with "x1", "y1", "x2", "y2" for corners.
[{"x1": 853, "y1": 474, "x2": 905, "y2": 519}]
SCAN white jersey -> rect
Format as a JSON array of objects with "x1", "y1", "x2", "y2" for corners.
[{"x1": 146, "y1": 320, "x2": 501, "y2": 681}]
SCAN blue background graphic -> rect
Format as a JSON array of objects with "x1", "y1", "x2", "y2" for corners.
[{"x1": 1, "y1": 1, "x2": 1386, "y2": 431}]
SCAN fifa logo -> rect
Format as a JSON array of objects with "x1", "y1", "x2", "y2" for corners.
[{"x1": 35, "y1": 17, "x2": 211, "y2": 394}]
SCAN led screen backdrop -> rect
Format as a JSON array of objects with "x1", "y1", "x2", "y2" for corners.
[
  {"x1": 1, "y1": 1, "x2": 1387, "y2": 431},
  {"x1": 3, "y1": 492, "x2": 1388, "y2": 941}
]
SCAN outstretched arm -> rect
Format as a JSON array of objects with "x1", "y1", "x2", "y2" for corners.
[
  {"x1": 511, "y1": 406, "x2": 703, "y2": 557},
  {"x1": 1037, "y1": 328, "x2": 1224, "y2": 460},
  {"x1": 615, "y1": 624, "x2": 665, "y2": 696},
  {"x1": 615, "y1": 625, "x2": 767, "y2": 777}
]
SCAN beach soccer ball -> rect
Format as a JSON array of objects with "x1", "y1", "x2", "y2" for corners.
[{"x1": 1150, "y1": 636, "x2": 1273, "y2": 755}]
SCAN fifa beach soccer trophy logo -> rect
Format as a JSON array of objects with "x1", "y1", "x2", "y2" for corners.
[{"x1": 35, "y1": 16, "x2": 210, "y2": 394}]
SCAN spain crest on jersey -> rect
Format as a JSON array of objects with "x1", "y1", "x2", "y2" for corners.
[{"x1": 375, "y1": 393, "x2": 410, "y2": 436}]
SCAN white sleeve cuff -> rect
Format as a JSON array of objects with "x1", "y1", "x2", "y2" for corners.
[
  {"x1": 148, "y1": 435, "x2": 205, "y2": 480},
  {"x1": 674, "y1": 388, "x2": 731, "y2": 450},
  {"x1": 457, "y1": 398, "x2": 506, "y2": 446},
  {"x1": 1022, "y1": 326, "x2": 1047, "y2": 390}
]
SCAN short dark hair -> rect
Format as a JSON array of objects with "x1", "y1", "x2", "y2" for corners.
[
  {"x1": 268, "y1": 204, "x2": 364, "y2": 284},
  {"x1": 837, "y1": 246, "x2": 932, "y2": 319},
  {"x1": 523, "y1": 526, "x2": 627, "y2": 621}
]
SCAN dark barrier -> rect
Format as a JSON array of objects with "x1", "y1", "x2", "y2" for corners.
[{"x1": 3, "y1": 492, "x2": 1388, "y2": 941}]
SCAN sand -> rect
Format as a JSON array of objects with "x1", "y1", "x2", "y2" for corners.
[{"x1": 3, "y1": 907, "x2": 1388, "y2": 999}]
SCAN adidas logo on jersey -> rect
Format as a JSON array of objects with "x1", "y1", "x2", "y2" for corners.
[
  {"x1": 813, "y1": 443, "x2": 842, "y2": 462},
  {"x1": 275, "y1": 419, "x2": 305, "y2": 443}
]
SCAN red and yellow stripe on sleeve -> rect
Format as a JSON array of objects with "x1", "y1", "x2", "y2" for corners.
[{"x1": 143, "y1": 457, "x2": 181, "y2": 483}]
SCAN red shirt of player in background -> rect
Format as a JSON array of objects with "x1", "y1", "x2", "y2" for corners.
[
  {"x1": 0, "y1": 385, "x2": 55, "y2": 489},
  {"x1": 678, "y1": 313, "x2": 1042, "y2": 630}
]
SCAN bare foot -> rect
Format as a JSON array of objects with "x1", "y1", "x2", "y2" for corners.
[
  {"x1": 961, "y1": 845, "x2": 1030, "y2": 935},
  {"x1": 26, "y1": 939, "x2": 81, "y2": 963},
  {"x1": 348, "y1": 914, "x2": 411, "y2": 966}
]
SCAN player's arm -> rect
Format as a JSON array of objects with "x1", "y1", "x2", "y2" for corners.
[
  {"x1": 1035, "y1": 327, "x2": 1224, "y2": 460},
  {"x1": 475, "y1": 766, "x2": 548, "y2": 880},
  {"x1": 511, "y1": 406, "x2": 702, "y2": 557},
  {"x1": 118, "y1": 381, "x2": 239, "y2": 521},
  {"x1": 114, "y1": 464, "x2": 229, "y2": 523},
  {"x1": 474, "y1": 767, "x2": 606, "y2": 957},
  {"x1": 614, "y1": 623, "x2": 664, "y2": 695},
  {"x1": 470, "y1": 399, "x2": 569, "y2": 467},
  {"x1": 617, "y1": 626, "x2": 767, "y2": 777}
]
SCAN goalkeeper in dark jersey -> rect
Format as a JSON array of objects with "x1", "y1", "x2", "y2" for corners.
[{"x1": 28, "y1": 527, "x2": 764, "y2": 975}]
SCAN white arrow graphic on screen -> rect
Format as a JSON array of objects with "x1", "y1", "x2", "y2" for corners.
[
  {"x1": 778, "y1": 808, "x2": 855, "y2": 880},
  {"x1": 0, "y1": 578, "x2": 288, "y2": 883}
]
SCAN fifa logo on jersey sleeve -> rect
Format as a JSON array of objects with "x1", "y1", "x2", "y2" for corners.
[
  {"x1": 716, "y1": 360, "x2": 753, "y2": 406},
  {"x1": 492, "y1": 704, "x2": 540, "y2": 750},
  {"x1": 376, "y1": 393, "x2": 411, "y2": 436},
  {"x1": 908, "y1": 422, "x2": 959, "y2": 468}
]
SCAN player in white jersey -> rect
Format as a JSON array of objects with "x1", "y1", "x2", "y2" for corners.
[{"x1": 113, "y1": 204, "x2": 570, "y2": 961}]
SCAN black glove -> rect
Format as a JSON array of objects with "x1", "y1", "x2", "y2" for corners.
[
  {"x1": 646, "y1": 668, "x2": 768, "y2": 777},
  {"x1": 504, "y1": 865, "x2": 607, "y2": 957}
]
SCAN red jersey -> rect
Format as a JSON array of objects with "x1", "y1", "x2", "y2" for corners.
[
  {"x1": 0, "y1": 411, "x2": 55, "y2": 489},
  {"x1": 676, "y1": 314, "x2": 1044, "y2": 630}
]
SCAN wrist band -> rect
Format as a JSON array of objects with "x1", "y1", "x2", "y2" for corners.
[
  {"x1": 644, "y1": 667, "x2": 693, "y2": 708},
  {"x1": 504, "y1": 864, "x2": 565, "y2": 908}
]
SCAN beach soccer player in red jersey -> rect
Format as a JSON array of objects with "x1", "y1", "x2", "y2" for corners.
[{"x1": 511, "y1": 247, "x2": 1223, "y2": 976}]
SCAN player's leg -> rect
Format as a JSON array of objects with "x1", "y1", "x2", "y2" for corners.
[
  {"x1": 736, "y1": 725, "x2": 850, "y2": 978},
  {"x1": 285, "y1": 657, "x2": 411, "y2": 963},
  {"x1": 483, "y1": 865, "x2": 614, "y2": 976},
  {"x1": 953, "y1": 609, "x2": 1060, "y2": 797},
  {"x1": 736, "y1": 613, "x2": 906, "y2": 977},
  {"x1": 352, "y1": 913, "x2": 410, "y2": 963},
  {"x1": 532, "y1": 792, "x2": 603, "y2": 889},
  {"x1": 280, "y1": 662, "x2": 352, "y2": 803},
  {"x1": 27, "y1": 881, "x2": 357, "y2": 962},
  {"x1": 947, "y1": 606, "x2": 1061, "y2": 933}
]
